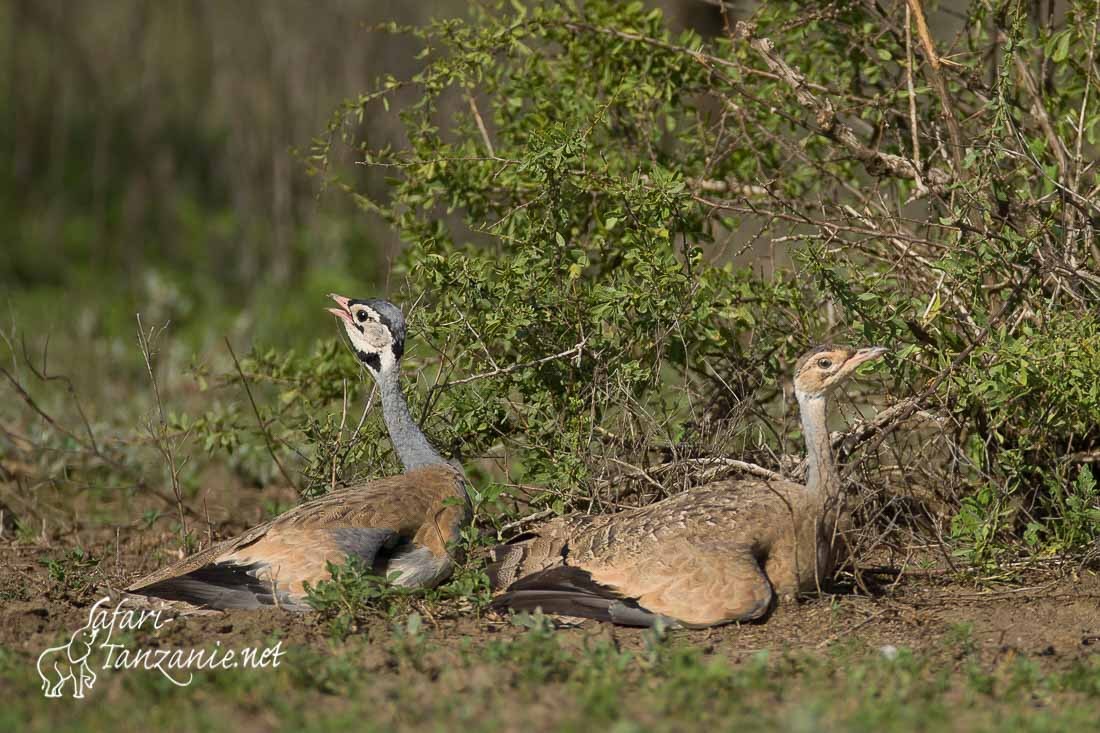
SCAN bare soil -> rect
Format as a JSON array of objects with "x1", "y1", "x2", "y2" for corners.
[
  {"x1": 3, "y1": 500, "x2": 1098, "y2": 667},
  {"x1": 2, "y1": 480, "x2": 1099, "y2": 732}
]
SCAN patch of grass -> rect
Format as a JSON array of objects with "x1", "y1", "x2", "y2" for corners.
[
  {"x1": 483, "y1": 613, "x2": 577, "y2": 686},
  {"x1": 303, "y1": 558, "x2": 417, "y2": 638},
  {"x1": 3, "y1": 619, "x2": 1100, "y2": 732},
  {"x1": 304, "y1": 546, "x2": 493, "y2": 641},
  {"x1": 40, "y1": 547, "x2": 100, "y2": 600}
]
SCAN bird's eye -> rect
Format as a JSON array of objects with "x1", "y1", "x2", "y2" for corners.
[
  {"x1": 356, "y1": 310, "x2": 368, "y2": 323},
  {"x1": 817, "y1": 358, "x2": 832, "y2": 369}
]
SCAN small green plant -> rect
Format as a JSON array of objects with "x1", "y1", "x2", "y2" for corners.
[
  {"x1": 944, "y1": 622, "x2": 978, "y2": 659},
  {"x1": 387, "y1": 611, "x2": 430, "y2": 672},
  {"x1": 485, "y1": 613, "x2": 575, "y2": 686},
  {"x1": 304, "y1": 558, "x2": 414, "y2": 639},
  {"x1": 41, "y1": 547, "x2": 99, "y2": 598},
  {"x1": 1050, "y1": 466, "x2": 1100, "y2": 552}
]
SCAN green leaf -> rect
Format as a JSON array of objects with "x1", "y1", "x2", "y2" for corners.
[{"x1": 1052, "y1": 30, "x2": 1071, "y2": 62}]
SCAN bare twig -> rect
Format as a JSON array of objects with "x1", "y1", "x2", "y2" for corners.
[
  {"x1": 740, "y1": 25, "x2": 953, "y2": 192},
  {"x1": 499, "y1": 508, "x2": 555, "y2": 533},
  {"x1": 466, "y1": 91, "x2": 495, "y2": 158},
  {"x1": 904, "y1": 4, "x2": 923, "y2": 184},
  {"x1": 22, "y1": 334, "x2": 100, "y2": 456},
  {"x1": 650, "y1": 456, "x2": 786, "y2": 483},
  {"x1": 1071, "y1": 1, "x2": 1100, "y2": 194},
  {"x1": 689, "y1": 178, "x2": 768, "y2": 196},
  {"x1": 1060, "y1": 450, "x2": 1100, "y2": 464},
  {"x1": 905, "y1": 0, "x2": 965, "y2": 175},
  {"x1": 225, "y1": 338, "x2": 299, "y2": 492},
  {"x1": 0, "y1": 366, "x2": 84, "y2": 446},
  {"x1": 331, "y1": 378, "x2": 349, "y2": 494},
  {"x1": 1013, "y1": 51, "x2": 1068, "y2": 178},
  {"x1": 607, "y1": 457, "x2": 668, "y2": 495},
  {"x1": 443, "y1": 338, "x2": 587, "y2": 388},
  {"x1": 640, "y1": 172, "x2": 767, "y2": 197},
  {"x1": 814, "y1": 608, "x2": 892, "y2": 649},
  {"x1": 559, "y1": 19, "x2": 844, "y2": 97},
  {"x1": 136, "y1": 314, "x2": 190, "y2": 538},
  {"x1": 351, "y1": 384, "x2": 377, "y2": 443}
]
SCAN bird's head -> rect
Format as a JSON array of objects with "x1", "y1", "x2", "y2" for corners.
[
  {"x1": 793, "y1": 344, "x2": 887, "y2": 399},
  {"x1": 327, "y1": 294, "x2": 407, "y2": 375}
]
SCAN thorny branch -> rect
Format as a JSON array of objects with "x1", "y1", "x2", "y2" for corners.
[
  {"x1": 904, "y1": 0, "x2": 965, "y2": 175},
  {"x1": 225, "y1": 338, "x2": 300, "y2": 492},
  {"x1": 442, "y1": 338, "x2": 588, "y2": 388},
  {"x1": 136, "y1": 314, "x2": 192, "y2": 538},
  {"x1": 739, "y1": 23, "x2": 952, "y2": 194},
  {"x1": 0, "y1": 338, "x2": 203, "y2": 521}
]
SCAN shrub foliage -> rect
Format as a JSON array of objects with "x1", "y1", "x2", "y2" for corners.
[
  {"x1": 9, "y1": 0, "x2": 1072, "y2": 571},
  {"x1": 293, "y1": 0, "x2": 1100, "y2": 563}
]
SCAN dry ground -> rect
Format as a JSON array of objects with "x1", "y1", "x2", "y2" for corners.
[
  {"x1": 6, "y1": 541, "x2": 1099, "y2": 666},
  {"x1": 1, "y1": 479, "x2": 1098, "y2": 731}
]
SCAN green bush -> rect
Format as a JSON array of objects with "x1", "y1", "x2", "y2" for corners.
[
  {"x1": 299, "y1": 0, "x2": 1100, "y2": 564},
  {"x1": 186, "y1": 0, "x2": 1100, "y2": 569}
]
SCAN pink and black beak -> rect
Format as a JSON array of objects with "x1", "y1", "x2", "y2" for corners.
[
  {"x1": 327, "y1": 293, "x2": 354, "y2": 326},
  {"x1": 851, "y1": 346, "x2": 888, "y2": 366},
  {"x1": 841, "y1": 346, "x2": 888, "y2": 378}
]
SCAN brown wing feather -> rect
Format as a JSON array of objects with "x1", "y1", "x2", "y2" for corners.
[
  {"x1": 129, "y1": 464, "x2": 468, "y2": 593},
  {"x1": 487, "y1": 514, "x2": 595, "y2": 589},
  {"x1": 492, "y1": 479, "x2": 816, "y2": 627}
]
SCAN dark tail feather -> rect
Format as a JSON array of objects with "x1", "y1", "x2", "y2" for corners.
[
  {"x1": 491, "y1": 566, "x2": 668, "y2": 627},
  {"x1": 130, "y1": 562, "x2": 305, "y2": 611},
  {"x1": 492, "y1": 590, "x2": 667, "y2": 627}
]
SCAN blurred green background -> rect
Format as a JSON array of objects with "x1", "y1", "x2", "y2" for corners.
[
  {"x1": 0, "y1": 0, "x2": 720, "y2": 363},
  {"x1": 2, "y1": 0, "x2": 431, "y2": 359}
]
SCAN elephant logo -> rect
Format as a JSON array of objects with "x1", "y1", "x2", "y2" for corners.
[
  {"x1": 36, "y1": 600, "x2": 107, "y2": 698},
  {"x1": 33, "y1": 595, "x2": 278, "y2": 697}
]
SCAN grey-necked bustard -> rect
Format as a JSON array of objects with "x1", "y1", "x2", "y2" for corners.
[
  {"x1": 126, "y1": 295, "x2": 469, "y2": 611},
  {"x1": 488, "y1": 344, "x2": 887, "y2": 628}
]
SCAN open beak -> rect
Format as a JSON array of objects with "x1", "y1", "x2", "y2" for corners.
[{"x1": 327, "y1": 293, "x2": 354, "y2": 325}]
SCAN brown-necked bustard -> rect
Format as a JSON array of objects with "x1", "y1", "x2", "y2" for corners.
[
  {"x1": 487, "y1": 344, "x2": 887, "y2": 628},
  {"x1": 126, "y1": 295, "x2": 469, "y2": 611}
]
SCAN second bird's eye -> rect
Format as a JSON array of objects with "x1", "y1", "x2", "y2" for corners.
[
  {"x1": 817, "y1": 358, "x2": 832, "y2": 369},
  {"x1": 356, "y1": 311, "x2": 368, "y2": 323}
]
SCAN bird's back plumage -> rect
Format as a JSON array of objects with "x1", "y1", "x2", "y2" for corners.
[
  {"x1": 128, "y1": 464, "x2": 469, "y2": 611},
  {"x1": 490, "y1": 479, "x2": 835, "y2": 627}
]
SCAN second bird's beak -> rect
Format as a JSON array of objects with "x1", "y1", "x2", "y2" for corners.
[
  {"x1": 852, "y1": 346, "x2": 888, "y2": 366},
  {"x1": 327, "y1": 293, "x2": 354, "y2": 325}
]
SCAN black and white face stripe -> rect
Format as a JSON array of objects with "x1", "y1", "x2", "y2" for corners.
[
  {"x1": 352, "y1": 299, "x2": 406, "y2": 360},
  {"x1": 358, "y1": 350, "x2": 383, "y2": 371},
  {"x1": 335, "y1": 298, "x2": 407, "y2": 374}
]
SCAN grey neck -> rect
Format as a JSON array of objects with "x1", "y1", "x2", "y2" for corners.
[
  {"x1": 375, "y1": 366, "x2": 446, "y2": 471},
  {"x1": 796, "y1": 390, "x2": 839, "y2": 504}
]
